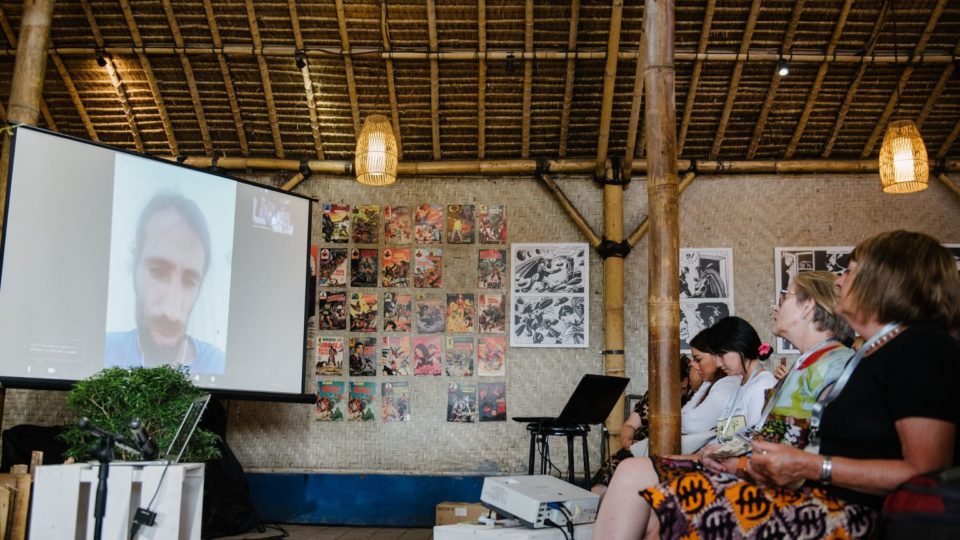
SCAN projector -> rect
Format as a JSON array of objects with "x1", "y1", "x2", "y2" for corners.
[{"x1": 479, "y1": 475, "x2": 599, "y2": 529}]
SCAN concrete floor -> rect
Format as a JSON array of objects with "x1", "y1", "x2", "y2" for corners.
[{"x1": 216, "y1": 525, "x2": 433, "y2": 539}]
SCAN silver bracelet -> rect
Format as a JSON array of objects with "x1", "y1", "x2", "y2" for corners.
[{"x1": 820, "y1": 456, "x2": 833, "y2": 484}]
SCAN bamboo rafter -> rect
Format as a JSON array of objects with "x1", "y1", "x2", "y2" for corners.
[
  {"x1": 938, "y1": 118, "x2": 960, "y2": 160},
  {"x1": 593, "y1": 0, "x2": 624, "y2": 179},
  {"x1": 202, "y1": 0, "x2": 248, "y2": 155},
  {"x1": 427, "y1": 0, "x2": 441, "y2": 160},
  {"x1": 709, "y1": 0, "x2": 761, "y2": 160},
  {"x1": 520, "y1": 0, "x2": 533, "y2": 159},
  {"x1": 747, "y1": 0, "x2": 807, "y2": 160},
  {"x1": 915, "y1": 35, "x2": 960, "y2": 130},
  {"x1": 860, "y1": 0, "x2": 947, "y2": 158},
  {"x1": 783, "y1": 0, "x2": 852, "y2": 159},
  {"x1": 937, "y1": 172, "x2": 960, "y2": 201},
  {"x1": 822, "y1": 2, "x2": 888, "y2": 158},
  {"x1": 39, "y1": 101, "x2": 56, "y2": 131},
  {"x1": 289, "y1": 0, "x2": 324, "y2": 160},
  {"x1": 162, "y1": 0, "x2": 211, "y2": 155},
  {"x1": 246, "y1": 0, "x2": 284, "y2": 158},
  {"x1": 50, "y1": 53, "x2": 97, "y2": 141},
  {"x1": 380, "y1": 0, "x2": 402, "y2": 158},
  {"x1": 119, "y1": 0, "x2": 178, "y2": 156},
  {"x1": 335, "y1": 0, "x2": 361, "y2": 139},
  {"x1": 623, "y1": 38, "x2": 646, "y2": 178},
  {"x1": 536, "y1": 173, "x2": 602, "y2": 247},
  {"x1": 0, "y1": 101, "x2": 6, "y2": 122},
  {"x1": 0, "y1": 6, "x2": 56, "y2": 131},
  {"x1": 477, "y1": 0, "x2": 487, "y2": 160},
  {"x1": 677, "y1": 0, "x2": 715, "y2": 155},
  {"x1": 557, "y1": 0, "x2": 580, "y2": 158}
]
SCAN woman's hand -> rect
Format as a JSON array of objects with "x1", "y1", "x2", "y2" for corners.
[
  {"x1": 774, "y1": 358, "x2": 790, "y2": 380},
  {"x1": 746, "y1": 440, "x2": 817, "y2": 486}
]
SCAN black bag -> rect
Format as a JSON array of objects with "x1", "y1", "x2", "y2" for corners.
[{"x1": 881, "y1": 467, "x2": 960, "y2": 540}]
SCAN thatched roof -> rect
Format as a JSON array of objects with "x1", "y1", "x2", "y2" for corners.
[{"x1": 2, "y1": 0, "x2": 958, "y2": 170}]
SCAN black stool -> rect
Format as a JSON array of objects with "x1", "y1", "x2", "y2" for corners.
[{"x1": 525, "y1": 422, "x2": 591, "y2": 489}]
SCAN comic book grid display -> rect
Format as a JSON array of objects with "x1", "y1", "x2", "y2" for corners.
[
  {"x1": 313, "y1": 203, "x2": 508, "y2": 424},
  {"x1": 679, "y1": 248, "x2": 735, "y2": 352}
]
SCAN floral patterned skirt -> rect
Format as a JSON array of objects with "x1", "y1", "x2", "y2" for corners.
[{"x1": 640, "y1": 457, "x2": 879, "y2": 539}]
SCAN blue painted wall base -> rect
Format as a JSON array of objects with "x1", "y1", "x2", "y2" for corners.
[{"x1": 247, "y1": 472, "x2": 487, "y2": 527}]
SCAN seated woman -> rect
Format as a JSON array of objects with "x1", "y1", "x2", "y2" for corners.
[{"x1": 595, "y1": 230, "x2": 960, "y2": 539}]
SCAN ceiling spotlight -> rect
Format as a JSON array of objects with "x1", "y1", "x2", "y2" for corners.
[
  {"x1": 777, "y1": 60, "x2": 789, "y2": 77},
  {"x1": 295, "y1": 51, "x2": 306, "y2": 70},
  {"x1": 96, "y1": 52, "x2": 107, "y2": 68}
]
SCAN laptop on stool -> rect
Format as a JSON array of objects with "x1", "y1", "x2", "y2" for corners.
[{"x1": 513, "y1": 374, "x2": 629, "y2": 426}]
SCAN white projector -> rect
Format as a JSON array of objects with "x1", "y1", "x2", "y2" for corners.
[{"x1": 480, "y1": 475, "x2": 599, "y2": 529}]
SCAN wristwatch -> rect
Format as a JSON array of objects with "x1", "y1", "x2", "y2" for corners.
[{"x1": 820, "y1": 456, "x2": 833, "y2": 484}]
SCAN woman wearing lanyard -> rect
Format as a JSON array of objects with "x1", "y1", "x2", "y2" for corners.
[{"x1": 595, "y1": 231, "x2": 959, "y2": 539}]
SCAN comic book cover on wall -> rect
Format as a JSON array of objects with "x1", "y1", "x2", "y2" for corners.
[
  {"x1": 414, "y1": 247, "x2": 443, "y2": 288},
  {"x1": 383, "y1": 205, "x2": 412, "y2": 244},
  {"x1": 348, "y1": 336, "x2": 377, "y2": 376},
  {"x1": 317, "y1": 247, "x2": 348, "y2": 287},
  {"x1": 477, "y1": 204, "x2": 507, "y2": 244},
  {"x1": 478, "y1": 249, "x2": 506, "y2": 289},
  {"x1": 447, "y1": 382, "x2": 477, "y2": 423},
  {"x1": 380, "y1": 335, "x2": 411, "y2": 375},
  {"x1": 321, "y1": 203, "x2": 350, "y2": 243},
  {"x1": 446, "y1": 293, "x2": 476, "y2": 332},
  {"x1": 679, "y1": 248, "x2": 735, "y2": 352},
  {"x1": 382, "y1": 292, "x2": 412, "y2": 332},
  {"x1": 512, "y1": 295, "x2": 586, "y2": 348},
  {"x1": 412, "y1": 335, "x2": 443, "y2": 376},
  {"x1": 445, "y1": 336, "x2": 475, "y2": 376},
  {"x1": 479, "y1": 382, "x2": 507, "y2": 422},
  {"x1": 349, "y1": 292, "x2": 378, "y2": 332},
  {"x1": 315, "y1": 380, "x2": 345, "y2": 421},
  {"x1": 477, "y1": 335, "x2": 506, "y2": 376},
  {"x1": 315, "y1": 336, "x2": 343, "y2": 376},
  {"x1": 348, "y1": 382, "x2": 377, "y2": 421},
  {"x1": 317, "y1": 291, "x2": 346, "y2": 331},
  {"x1": 381, "y1": 247, "x2": 411, "y2": 287},
  {"x1": 381, "y1": 381, "x2": 410, "y2": 422},
  {"x1": 774, "y1": 246, "x2": 853, "y2": 353},
  {"x1": 478, "y1": 293, "x2": 506, "y2": 334},
  {"x1": 415, "y1": 293, "x2": 445, "y2": 333},
  {"x1": 351, "y1": 204, "x2": 380, "y2": 244},
  {"x1": 415, "y1": 203, "x2": 443, "y2": 243},
  {"x1": 446, "y1": 204, "x2": 475, "y2": 244},
  {"x1": 351, "y1": 248, "x2": 379, "y2": 287}
]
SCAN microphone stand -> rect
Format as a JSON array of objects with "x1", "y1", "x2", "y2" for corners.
[{"x1": 77, "y1": 418, "x2": 144, "y2": 540}]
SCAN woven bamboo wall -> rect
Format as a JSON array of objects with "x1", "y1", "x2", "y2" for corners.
[{"x1": 2, "y1": 172, "x2": 958, "y2": 475}]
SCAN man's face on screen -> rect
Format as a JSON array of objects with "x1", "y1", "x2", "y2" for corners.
[{"x1": 134, "y1": 207, "x2": 206, "y2": 357}]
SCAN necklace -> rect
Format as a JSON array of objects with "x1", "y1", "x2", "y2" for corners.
[{"x1": 861, "y1": 324, "x2": 905, "y2": 357}]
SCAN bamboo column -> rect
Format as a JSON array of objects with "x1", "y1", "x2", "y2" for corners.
[
  {"x1": 644, "y1": 0, "x2": 681, "y2": 456},
  {"x1": 0, "y1": 0, "x2": 56, "y2": 431},
  {"x1": 601, "y1": 166, "x2": 627, "y2": 453}
]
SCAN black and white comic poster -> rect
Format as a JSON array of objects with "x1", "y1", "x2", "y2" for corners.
[
  {"x1": 947, "y1": 244, "x2": 960, "y2": 270},
  {"x1": 774, "y1": 246, "x2": 852, "y2": 352},
  {"x1": 679, "y1": 248, "x2": 734, "y2": 352},
  {"x1": 510, "y1": 243, "x2": 589, "y2": 348}
]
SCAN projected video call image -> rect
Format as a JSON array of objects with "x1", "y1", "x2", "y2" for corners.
[
  {"x1": 252, "y1": 190, "x2": 295, "y2": 235},
  {"x1": 103, "y1": 154, "x2": 236, "y2": 375}
]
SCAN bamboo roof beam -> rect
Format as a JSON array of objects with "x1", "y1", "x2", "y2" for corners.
[
  {"x1": 822, "y1": 3, "x2": 887, "y2": 158},
  {"x1": 427, "y1": 0, "x2": 441, "y2": 159},
  {"x1": 202, "y1": 0, "x2": 247, "y2": 155},
  {"x1": 709, "y1": 0, "x2": 761, "y2": 160},
  {"x1": 623, "y1": 38, "x2": 646, "y2": 178},
  {"x1": 594, "y1": 0, "x2": 624, "y2": 179},
  {"x1": 477, "y1": 0, "x2": 487, "y2": 159},
  {"x1": 557, "y1": 0, "x2": 580, "y2": 158},
  {"x1": 50, "y1": 53, "x2": 97, "y2": 141},
  {"x1": 0, "y1": 6, "x2": 56, "y2": 133},
  {"x1": 537, "y1": 172, "x2": 601, "y2": 247},
  {"x1": 937, "y1": 118, "x2": 960, "y2": 160},
  {"x1": 281, "y1": 171, "x2": 307, "y2": 192},
  {"x1": 335, "y1": 0, "x2": 361, "y2": 139},
  {"x1": 678, "y1": 0, "x2": 714, "y2": 155},
  {"x1": 119, "y1": 0, "x2": 178, "y2": 156},
  {"x1": 937, "y1": 172, "x2": 960, "y2": 202},
  {"x1": 782, "y1": 0, "x2": 852, "y2": 159},
  {"x1": 246, "y1": 0, "x2": 284, "y2": 158},
  {"x1": 748, "y1": 0, "x2": 808, "y2": 159},
  {"x1": 39, "y1": 101, "x2": 56, "y2": 130},
  {"x1": 162, "y1": 0, "x2": 211, "y2": 155},
  {"x1": 915, "y1": 35, "x2": 960, "y2": 131},
  {"x1": 380, "y1": 0, "x2": 401, "y2": 158},
  {"x1": 81, "y1": 0, "x2": 142, "y2": 152},
  {"x1": 289, "y1": 0, "x2": 324, "y2": 160},
  {"x1": 521, "y1": 0, "x2": 533, "y2": 159},
  {"x1": 0, "y1": 101, "x2": 6, "y2": 122},
  {"x1": 861, "y1": 0, "x2": 947, "y2": 158}
]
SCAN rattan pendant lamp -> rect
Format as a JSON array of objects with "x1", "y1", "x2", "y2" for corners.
[{"x1": 355, "y1": 114, "x2": 399, "y2": 186}]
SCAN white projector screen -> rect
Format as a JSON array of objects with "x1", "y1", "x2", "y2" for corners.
[{"x1": 0, "y1": 127, "x2": 311, "y2": 397}]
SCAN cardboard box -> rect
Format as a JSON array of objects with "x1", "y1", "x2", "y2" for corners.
[{"x1": 436, "y1": 502, "x2": 495, "y2": 525}]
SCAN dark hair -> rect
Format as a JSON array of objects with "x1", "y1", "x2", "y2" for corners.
[
  {"x1": 133, "y1": 192, "x2": 212, "y2": 278},
  {"x1": 679, "y1": 354, "x2": 691, "y2": 381},
  {"x1": 703, "y1": 316, "x2": 767, "y2": 363},
  {"x1": 688, "y1": 325, "x2": 713, "y2": 353}
]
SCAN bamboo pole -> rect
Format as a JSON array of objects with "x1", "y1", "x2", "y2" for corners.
[
  {"x1": 938, "y1": 119, "x2": 960, "y2": 160},
  {"x1": 202, "y1": 0, "x2": 248, "y2": 155},
  {"x1": 380, "y1": 0, "x2": 402, "y2": 157},
  {"x1": 627, "y1": 172, "x2": 695, "y2": 247},
  {"x1": 861, "y1": 0, "x2": 947, "y2": 158},
  {"x1": 937, "y1": 173, "x2": 960, "y2": 202},
  {"x1": 50, "y1": 53, "x2": 97, "y2": 141},
  {"x1": 557, "y1": 0, "x2": 580, "y2": 158},
  {"x1": 427, "y1": 0, "x2": 441, "y2": 160},
  {"x1": 645, "y1": 0, "x2": 681, "y2": 456},
  {"x1": 783, "y1": 0, "x2": 853, "y2": 158},
  {"x1": 39, "y1": 97, "x2": 56, "y2": 130},
  {"x1": 915, "y1": 49, "x2": 956, "y2": 130},
  {"x1": 290, "y1": 0, "x2": 325, "y2": 160},
  {"x1": 536, "y1": 174, "x2": 601, "y2": 247},
  {"x1": 709, "y1": 0, "x2": 760, "y2": 160},
  {"x1": 594, "y1": 0, "x2": 624, "y2": 179},
  {"x1": 161, "y1": 0, "x2": 211, "y2": 155},
  {"x1": 0, "y1": 0, "x2": 55, "y2": 432},
  {"x1": 103, "y1": 58, "x2": 144, "y2": 153},
  {"x1": 477, "y1": 0, "x2": 487, "y2": 159},
  {"x1": 246, "y1": 0, "x2": 284, "y2": 158},
  {"x1": 281, "y1": 171, "x2": 307, "y2": 192},
  {"x1": 623, "y1": 38, "x2": 645, "y2": 178},
  {"x1": 678, "y1": 0, "x2": 714, "y2": 155},
  {"x1": 602, "y1": 164, "x2": 627, "y2": 453},
  {"x1": 521, "y1": 0, "x2": 533, "y2": 158},
  {"x1": 0, "y1": 6, "x2": 55, "y2": 135}
]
